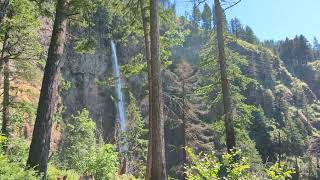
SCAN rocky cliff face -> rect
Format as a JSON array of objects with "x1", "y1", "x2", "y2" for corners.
[{"x1": 61, "y1": 16, "x2": 117, "y2": 141}]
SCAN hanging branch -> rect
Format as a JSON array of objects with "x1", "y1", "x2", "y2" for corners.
[{"x1": 223, "y1": 0, "x2": 242, "y2": 11}]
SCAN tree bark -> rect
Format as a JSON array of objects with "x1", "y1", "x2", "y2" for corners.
[
  {"x1": 0, "y1": 32, "x2": 8, "y2": 136},
  {"x1": 0, "y1": 0, "x2": 10, "y2": 26},
  {"x1": 181, "y1": 78, "x2": 186, "y2": 180},
  {"x1": 148, "y1": 0, "x2": 167, "y2": 179},
  {"x1": 1, "y1": 58, "x2": 9, "y2": 136},
  {"x1": 139, "y1": 0, "x2": 153, "y2": 179},
  {"x1": 214, "y1": 0, "x2": 236, "y2": 151},
  {"x1": 26, "y1": 0, "x2": 68, "y2": 174}
]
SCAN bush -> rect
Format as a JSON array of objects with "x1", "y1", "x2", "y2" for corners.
[
  {"x1": 47, "y1": 164, "x2": 79, "y2": 180},
  {"x1": 0, "y1": 135, "x2": 37, "y2": 179},
  {"x1": 266, "y1": 162, "x2": 295, "y2": 180},
  {"x1": 88, "y1": 144, "x2": 119, "y2": 180},
  {"x1": 56, "y1": 109, "x2": 96, "y2": 173},
  {"x1": 185, "y1": 148, "x2": 250, "y2": 180}
]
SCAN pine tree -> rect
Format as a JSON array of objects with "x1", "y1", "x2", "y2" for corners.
[
  {"x1": 201, "y1": 3, "x2": 212, "y2": 31},
  {"x1": 212, "y1": 3, "x2": 228, "y2": 31},
  {"x1": 230, "y1": 17, "x2": 242, "y2": 38},
  {"x1": 27, "y1": 0, "x2": 99, "y2": 174},
  {"x1": 241, "y1": 25, "x2": 257, "y2": 44},
  {"x1": 214, "y1": 0, "x2": 236, "y2": 151},
  {"x1": 148, "y1": 0, "x2": 167, "y2": 179},
  {"x1": 0, "y1": 0, "x2": 41, "y2": 136},
  {"x1": 313, "y1": 37, "x2": 320, "y2": 59},
  {"x1": 191, "y1": 3, "x2": 201, "y2": 28}
]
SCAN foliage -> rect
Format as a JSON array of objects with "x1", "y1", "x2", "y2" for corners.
[
  {"x1": 47, "y1": 164, "x2": 79, "y2": 180},
  {"x1": 87, "y1": 144, "x2": 119, "y2": 180},
  {"x1": 185, "y1": 148, "x2": 250, "y2": 180},
  {"x1": 122, "y1": 93, "x2": 148, "y2": 178},
  {"x1": 0, "y1": 135, "x2": 37, "y2": 179},
  {"x1": 265, "y1": 162, "x2": 295, "y2": 180},
  {"x1": 56, "y1": 109, "x2": 96, "y2": 173}
]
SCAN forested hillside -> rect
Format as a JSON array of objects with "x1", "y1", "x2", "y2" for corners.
[{"x1": 0, "y1": 0, "x2": 320, "y2": 179}]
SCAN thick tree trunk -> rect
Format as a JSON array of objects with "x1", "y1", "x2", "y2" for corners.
[
  {"x1": 148, "y1": 0, "x2": 167, "y2": 179},
  {"x1": 1, "y1": 58, "x2": 9, "y2": 136},
  {"x1": 26, "y1": 0, "x2": 68, "y2": 174},
  {"x1": 139, "y1": 0, "x2": 153, "y2": 179},
  {"x1": 214, "y1": 0, "x2": 236, "y2": 151},
  {"x1": 0, "y1": 0, "x2": 10, "y2": 26}
]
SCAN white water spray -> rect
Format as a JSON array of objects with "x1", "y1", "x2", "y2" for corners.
[{"x1": 111, "y1": 41, "x2": 127, "y2": 152}]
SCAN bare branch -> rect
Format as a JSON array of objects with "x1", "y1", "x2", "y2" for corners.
[{"x1": 224, "y1": 0, "x2": 242, "y2": 11}]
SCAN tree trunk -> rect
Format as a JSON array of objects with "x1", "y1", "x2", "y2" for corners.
[
  {"x1": 0, "y1": 32, "x2": 8, "y2": 136},
  {"x1": 148, "y1": 0, "x2": 167, "y2": 179},
  {"x1": 214, "y1": 0, "x2": 236, "y2": 151},
  {"x1": 26, "y1": 0, "x2": 68, "y2": 174},
  {"x1": 181, "y1": 79, "x2": 187, "y2": 180},
  {"x1": 1, "y1": 58, "x2": 9, "y2": 136},
  {"x1": 0, "y1": 0, "x2": 10, "y2": 26},
  {"x1": 139, "y1": 0, "x2": 153, "y2": 179}
]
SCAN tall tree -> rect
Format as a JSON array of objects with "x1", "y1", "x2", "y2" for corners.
[
  {"x1": 191, "y1": 3, "x2": 201, "y2": 28},
  {"x1": 27, "y1": 0, "x2": 99, "y2": 174},
  {"x1": 201, "y1": 3, "x2": 212, "y2": 31},
  {"x1": 0, "y1": 0, "x2": 41, "y2": 136},
  {"x1": 240, "y1": 25, "x2": 257, "y2": 44},
  {"x1": 212, "y1": 3, "x2": 227, "y2": 31},
  {"x1": 147, "y1": 0, "x2": 167, "y2": 179},
  {"x1": 138, "y1": 0, "x2": 153, "y2": 178},
  {"x1": 214, "y1": 0, "x2": 236, "y2": 151},
  {"x1": 313, "y1": 37, "x2": 320, "y2": 59},
  {"x1": 26, "y1": 0, "x2": 68, "y2": 174},
  {"x1": 230, "y1": 17, "x2": 242, "y2": 38}
]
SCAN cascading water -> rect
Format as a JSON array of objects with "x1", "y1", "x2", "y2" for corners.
[{"x1": 111, "y1": 40, "x2": 127, "y2": 152}]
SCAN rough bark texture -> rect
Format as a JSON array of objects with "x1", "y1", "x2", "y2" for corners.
[
  {"x1": 181, "y1": 78, "x2": 186, "y2": 180},
  {"x1": 2, "y1": 58, "x2": 9, "y2": 136},
  {"x1": 139, "y1": 0, "x2": 153, "y2": 179},
  {"x1": 214, "y1": 0, "x2": 236, "y2": 151},
  {"x1": 148, "y1": 0, "x2": 167, "y2": 179},
  {"x1": 0, "y1": 32, "x2": 8, "y2": 136},
  {"x1": 26, "y1": 0, "x2": 68, "y2": 174}
]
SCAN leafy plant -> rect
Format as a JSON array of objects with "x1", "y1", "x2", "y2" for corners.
[
  {"x1": 265, "y1": 162, "x2": 295, "y2": 180},
  {"x1": 87, "y1": 144, "x2": 119, "y2": 180},
  {"x1": 185, "y1": 148, "x2": 250, "y2": 180}
]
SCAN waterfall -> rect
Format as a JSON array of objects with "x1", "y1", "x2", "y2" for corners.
[{"x1": 111, "y1": 41, "x2": 127, "y2": 152}]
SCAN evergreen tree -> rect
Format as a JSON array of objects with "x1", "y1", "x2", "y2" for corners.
[
  {"x1": 27, "y1": 0, "x2": 99, "y2": 174},
  {"x1": 148, "y1": 0, "x2": 167, "y2": 179},
  {"x1": 313, "y1": 37, "x2": 320, "y2": 59},
  {"x1": 241, "y1": 25, "x2": 257, "y2": 44},
  {"x1": 191, "y1": 3, "x2": 201, "y2": 28},
  {"x1": 212, "y1": 3, "x2": 227, "y2": 31},
  {"x1": 214, "y1": 0, "x2": 235, "y2": 151},
  {"x1": 201, "y1": 3, "x2": 212, "y2": 31},
  {"x1": 230, "y1": 17, "x2": 242, "y2": 38},
  {"x1": 0, "y1": 0, "x2": 41, "y2": 136}
]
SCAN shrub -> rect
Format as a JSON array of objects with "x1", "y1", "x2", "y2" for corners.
[
  {"x1": 185, "y1": 148, "x2": 250, "y2": 180},
  {"x1": 88, "y1": 144, "x2": 119, "y2": 180}
]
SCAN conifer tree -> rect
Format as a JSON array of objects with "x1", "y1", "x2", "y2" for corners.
[
  {"x1": 148, "y1": 0, "x2": 167, "y2": 179},
  {"x1": 27, "y1": 0, "x2": 99, "y2": 174},
  {"x1": 191, "y1": 3, "x2": 201, "y2": 28},
  {"x1": 201, "y1": 3, "x2": 212, "y2": 31},
  {"x1": 214, "y1": 0, "x2": 236, "y2": 151}
]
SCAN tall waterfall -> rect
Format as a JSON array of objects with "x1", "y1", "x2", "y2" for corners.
[{"x1": 111, "y1": 41, "x2": 127, "y2": 151}]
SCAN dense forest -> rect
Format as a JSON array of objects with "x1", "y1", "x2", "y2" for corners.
[{"x1": 0, "y1": 0, "x2": 320, "y2": 179}]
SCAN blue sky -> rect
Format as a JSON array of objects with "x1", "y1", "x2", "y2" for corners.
[{"x1": 175, "y1": 0, "x2": 320, "y2": 42}]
